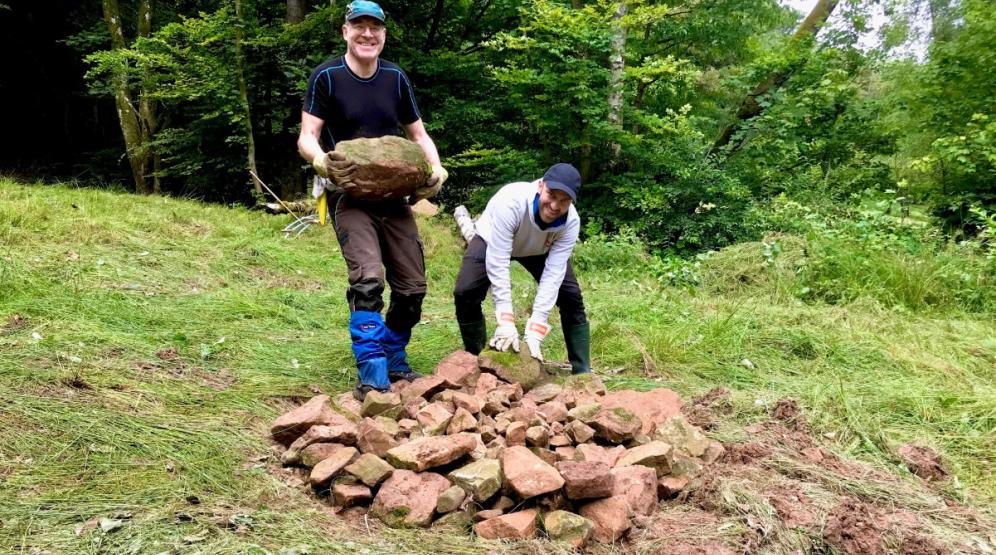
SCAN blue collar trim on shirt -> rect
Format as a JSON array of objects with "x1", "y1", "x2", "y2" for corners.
[{"x1": 533, "y1": 193, "x2": 567, "y2": 230}]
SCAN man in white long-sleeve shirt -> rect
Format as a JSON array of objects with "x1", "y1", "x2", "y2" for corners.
[{"x1": 453, "y1": 163, "x2": 591, "y2": 374}]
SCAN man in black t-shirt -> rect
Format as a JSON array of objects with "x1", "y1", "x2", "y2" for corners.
[{"x1": 297, "y1": 1, "x2": 448, "y2": 401}]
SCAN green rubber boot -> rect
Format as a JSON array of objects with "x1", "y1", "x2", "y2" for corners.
[
  {"x1": 458, "y1": 319, "x2": 488, "y2": 355},
  {"x1": 564, "y1": 321, "x2": 591, "y2": 374}
]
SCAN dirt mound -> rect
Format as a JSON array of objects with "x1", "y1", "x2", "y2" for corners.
[{"x1": 897, "y1": 443, "x2": 948, "y2": 481}]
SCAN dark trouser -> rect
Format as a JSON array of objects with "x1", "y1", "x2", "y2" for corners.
[
  {"x1": 453, "y1": 236, "x2": 587, "y2": 330},
  {"x1": 332, "y1": 193, "x2": 426, "y2": 387}
]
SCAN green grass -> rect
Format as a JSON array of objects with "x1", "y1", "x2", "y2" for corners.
[{"x1": 1, "y1": 178, "x2": 994, "y2": 552}]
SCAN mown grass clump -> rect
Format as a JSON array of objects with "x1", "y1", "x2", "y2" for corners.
[{"x1": 1, "y1": 178, "x2": 994, "y2": 553}]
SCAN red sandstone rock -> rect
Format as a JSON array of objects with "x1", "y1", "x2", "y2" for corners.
[
  {"x1": 579, "y1": 495, "x2": 632, "y2": 543},
  {"x1": 433, "y1": 351, "x2": 480, "y2": 388},
  {"x1": 332, "y1": 483, "x2": 372, "y2": 508},
  {"x1": 611, "y1": 465, "x2": 658, "y2": 516},
  {"x1": 558, "y1": 461, "x2": 615, "y2": 500},
  {"x1": 506, "y1": 421, "x2": 527, "y2": 447},
  {"x1": 271, "y1": 395, "x2": 339, "y2": 445},
  {"x1": 590, "y1": 407, "x2": 643, "y2": 443},
  {"x1": 356, "y1": 417, "x2": 400, "y2": 457},
  {"x1": 371, "y1": 469, "x2": 451, "y2": 528},
  {"x1": 309, "y1": 446, "x2": 359, "y2": 488},
  {"x1": 401, "y1": 374, "x2": 448, "y2": 403},
  {"x1": 600, "y1": 388, "x2": 682, "y2": 435},
  {"x1": 385, "y1": 433, "x2": 477, "y2": 471},
  {"x1": 500, "y1": 446, "x2": 565, "y2": 499},
  {"x1": 474, "y1": 509, "x2": 539, "y2": 540},
  {"x1": 574, "y1": 444, "x2": 626, "y2": 467}
]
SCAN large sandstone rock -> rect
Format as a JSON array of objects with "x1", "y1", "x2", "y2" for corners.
[
  {"x1": 332, "y1": 483, "x2": 372, "y2": 508},
  {"x1": 447, "y1": 407, "x2": 478, "y2": 435},
  {"x1": 544, "y1": 510, "x2": 594, "y2": 549},
  {"x1": 500, "y1": 446, "x2": 564, "y2": 499},
  {"x1": 334, "y1": 136, "x2": 430, "y2": 201},
  {"x1": 579, "y1": 496, "x2": 632, "y2": 543},
  {"x1": 600, "y1": 388, "x2": 682, "y2": 435},
  {"x1": 558, "y1": 461, "x2": 615, "y2": 500},
  {"x1": 478, "y1": 350, "x2": 552, "y2": 391},
  {"x1": 449, "y1": 458, "x2": 504, "y2": 501},
  {"x1": 401, "y1": 374, "x2": 448, "y2": 403},
  {"x1": 386, "y1": 433, "x2": 476, "y2": 471},
  {"x1": 416, "y1": 402, "x2": 453, "y2": 436},
  {"x1": 271, "y1": 395, "x2": 340, "y2": 445},
  {"x1": 474, "y1": 509, "x2": 539, "y2": 540},
  {"x1": 371, "y1": 469, "x2": 450, "y2": 528},
  {"x1": 436, "y1": 485, "x2": 467, "y2": 514},
  {"x1": 611, "y1": 465, "x2": 658, "y2": 516},
  {"x1": 361, "y1": 390, "x2": 402, "y2": 419},
  {"x1": 433, "y1": 351, "x2": 480, "y2": 388}
]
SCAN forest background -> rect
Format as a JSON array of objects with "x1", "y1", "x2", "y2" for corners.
[{"x1": 1, "y1": 0, "x2": 993, "y2": 258}]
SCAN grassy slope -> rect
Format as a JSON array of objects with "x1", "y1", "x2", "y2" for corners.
[{"x1": 0, "y1": 179, "x2": 993, "y2": 553}]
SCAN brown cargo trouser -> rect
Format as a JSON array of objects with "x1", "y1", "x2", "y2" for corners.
[{"x1": 331, "y1": 193, "x2": 426, "y2": 331}]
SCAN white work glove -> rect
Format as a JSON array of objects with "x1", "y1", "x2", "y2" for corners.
[
  {"x1": 488, "y1": 307, "x2": 520, "y2": 353},
  {"x1": 312, "y1": 151, "x2": 357, "y2": 187},
  {"x1": 523, "y1": 316, "x2": 550, "y2": 361},
  {"x1": 414, "y1": 164, "x2": 448, "y2": 201}
]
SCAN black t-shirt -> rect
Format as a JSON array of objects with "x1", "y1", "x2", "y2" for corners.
[{"x1": 303, "y1": 56, "x2": 421, "y2": 151}]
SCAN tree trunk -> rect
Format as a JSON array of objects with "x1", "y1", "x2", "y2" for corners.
[
  {"x1": 286, "y1": 0, "x2": 306, "y2": 24},
  {"x1": 711, "y1": 0, "x2": 839, "y2": 152},
  {"x1": 137, "y1": 0, "x2": 160, "y2": 193},
  {"x1": 235, "y1": 0, "x2": 260, "y2": 193},
  {"x1": 607, "y1": 2, "x2": 627, "y2": 160},
  {"x1": 424, "y1": 0, "x2": 445, "y2": 52},
  {"x1": 102, "y1": 0, "x2": 153, "y2": 194}
]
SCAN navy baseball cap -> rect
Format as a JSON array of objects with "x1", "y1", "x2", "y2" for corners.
[
  {"x1": 345, "y1": 0, "x2": 385, "y2": 23},
  {"x1": 542, "y1": 163, "x2": 582, "y2": 202}
]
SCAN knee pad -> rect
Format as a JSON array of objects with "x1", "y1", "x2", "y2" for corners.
[{"x1": 385, "y1": 291, "x2": 424, "y2": 333}]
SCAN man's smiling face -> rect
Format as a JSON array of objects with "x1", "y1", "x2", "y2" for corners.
[{"x1": 342, "y1": 16, "x2": 385, "y2": 64}]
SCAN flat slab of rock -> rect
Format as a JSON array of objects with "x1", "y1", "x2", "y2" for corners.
[
  {"x1": 654, "y1": 414, "x2": 708, "y2": 457},
  {"x1": 299, "y1": 442, "x2": 347, "y2": 468},
  {"x1": 575, "y1": 443, "x2": 626, "y2": 467},
  {"x1": 558, "y1": 461, "x2": 614, "y2": 500},
  {"x1": 474, "y1": 509, "x2": 539, "y2": 540},
  {"x1": 436, "y1": 485, "x2": 467, "y2": 514},
  {"x1": 282, "y1": 423, "x2": 359, "y2": 465},
  {"x1": 478, "y1": 350, "x2": 551, "y2": 391},
  {"x1": 500, "y1": 446, "x2": 564, "y2": 499},
  {"x1": 401, "y1": 374, "x2": 448, "y2": 403},
  {"x1": 615, "y1": 440, "x2": 673, "y2": 476},
  {"x1": 361, "y1": 390, "x2": 402, "y2": 418},
  {"x1": 600, "y1": 388, "x2": 682, "y2": 435},
  {"x1": 386, "y1": 433, "x2": 476, "y2": 471},
  {"x1": 416, "y1": 402, "x2": 453, "y2": 436},
  {"x1": 309, "y1": 446, "x2": 359, "y2": 488},
  {"x1": 371, "y1": 469, "x2": 450, "y2": 528},
  {"x1": 271, "y1": 395, "x2": 340, "y2": 445}
]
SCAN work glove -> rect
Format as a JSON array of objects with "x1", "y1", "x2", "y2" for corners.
[
  {"x1": 312, "y1": 151, "x2": 357, "y2": 187},
  {"x1": 488, "y1": 307, "x2": 520, "y2": 353},
  {"x1": 523, "y1": 316, "x2": 550, "y2": 361},
  {"x1": 413, "y1": 164, "x2": 447, "y2": 201}
]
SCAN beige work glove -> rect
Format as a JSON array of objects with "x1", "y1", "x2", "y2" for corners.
[
  {"x1": 312, "y1": 151, "x2": 357, "y2": 187},
  {"x1": 523, "y1": 316, "x2": 550, "y2": 361},
  {"x1": 413, "y1": 164, "x2": 447, "y2": 201},
  {"x1": 488, "y1": 306, "x2": 520, "y2": 353}
]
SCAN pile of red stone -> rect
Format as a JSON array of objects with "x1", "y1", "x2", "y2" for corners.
[{"x1": 270, "y1": 351, "x2": 724, "y2": 548}]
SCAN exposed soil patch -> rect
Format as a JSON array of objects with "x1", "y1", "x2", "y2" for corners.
[
  {"x1": 156, "y1": 347, "x2": 180, "y2": 361},
  {"x1": 766, "y1": 486, "x2": 816, "y2": 530},
  {"x1": 723, "y1": 442, "x2": 772, "y2": 464},
  {"x1": 682, "y1": 387, "x2": 730, "y2": 430},
  {"x1": 823, "y1": 497, "x2": 885, "y2": 555},
  {"x1": 897, "y1": 443, "x2": 948, "y2": 482}
]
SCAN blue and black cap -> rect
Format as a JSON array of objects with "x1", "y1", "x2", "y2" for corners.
[
  {"x1": 542, "y1": 163, "x2": 582, "y2": 202},
  {"x1": 345, "y1": 0, "x2": 386, "y2": 23}
]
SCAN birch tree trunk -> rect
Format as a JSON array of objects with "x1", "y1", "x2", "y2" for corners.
[
  {"x1": 607, "y1": 2, "x2": 628, "y2": 160},
  {"x1": 102, "y1": 0, "x2": 153, "y2": 194}
]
